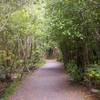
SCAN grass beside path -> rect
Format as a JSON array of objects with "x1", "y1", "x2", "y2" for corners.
[{"x1": 0, "y1": 80, "x2": 20, "y2": 100}]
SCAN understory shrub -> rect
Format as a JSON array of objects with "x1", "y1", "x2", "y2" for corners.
[
  {"x1": 85, "y1": 64, "x2": 100, "y2": 88},
  {"x1": 66, "y1": 61, "x2": 83, "y2": 81}
]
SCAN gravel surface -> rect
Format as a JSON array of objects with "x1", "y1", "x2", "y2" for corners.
[{"x1": 9, "y1": 60, "x2": 93, "y2": 100}]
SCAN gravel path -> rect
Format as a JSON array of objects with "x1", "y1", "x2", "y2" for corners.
[{"x1": 9, "y1": 60, "x2": 93, "y2": 100}]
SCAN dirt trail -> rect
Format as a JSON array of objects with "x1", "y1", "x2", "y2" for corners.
[{"x1": 9, "y1": 60, "x2": 93, "y2": 100}]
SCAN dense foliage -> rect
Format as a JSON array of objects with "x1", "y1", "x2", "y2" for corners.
[
  {"x1": 0, "y1": 0, "x2": 47, "y2": 80},
  {"x1": 0, "y1": 0, "x2": 100, "y2": 89},
  {"x1": 45, "y1": 0, "x2": 100, "y2": 83}
]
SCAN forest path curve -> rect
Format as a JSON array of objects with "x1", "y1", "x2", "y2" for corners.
[{"x1": 9, "y1": 60, "x2": 93, "y2": 100}]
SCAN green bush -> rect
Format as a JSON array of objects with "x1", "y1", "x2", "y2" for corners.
[
  {"x1": 57, "y1": 54, "x2": 63, "y2": 62},
  {"x1": 85, "y1": 64, "x2": 100, "y2": 83},
  {"x1": 66, "y1": 61, "x2": 83, "y2": 81}
]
